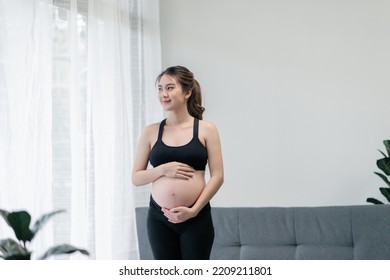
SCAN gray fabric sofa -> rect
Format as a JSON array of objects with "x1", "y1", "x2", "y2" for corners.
[{"x1": 135, "y1": 204, "x2": 390, "y2": 259}]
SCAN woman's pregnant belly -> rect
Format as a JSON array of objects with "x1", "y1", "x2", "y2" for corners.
[{"x1": 151, "y1": 171, "x2": 206, "y2": 209}]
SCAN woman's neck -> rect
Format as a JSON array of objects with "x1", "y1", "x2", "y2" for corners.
[{"x1": 165, "y1": 111, "x2": 193, "y2": 126}]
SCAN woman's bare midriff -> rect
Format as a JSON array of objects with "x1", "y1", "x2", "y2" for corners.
[{"x1": 152, "y1": 171, "x2": 206, "y2": 209}]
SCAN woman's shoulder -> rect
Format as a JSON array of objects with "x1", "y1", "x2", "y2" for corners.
[
  {"x1": 144, "y1": 121, "x2": 160, "y2": 130},
  {"x1": 199, "y1": 119, "x2": 217, "y2": 129},
  {"x1": 141, "y1": 121, "x2": 162, "y2": 138},
  {"x1": 198, "y1": 119, "x2": 219, "y2": 136}
]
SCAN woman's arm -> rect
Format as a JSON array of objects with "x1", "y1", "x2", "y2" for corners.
[
  {"x1": 191, "y1": 121, "x2": 224, "y2": 213},
  {"x1": 131, "y1": 124, "x2": 163, "y2": 186}
]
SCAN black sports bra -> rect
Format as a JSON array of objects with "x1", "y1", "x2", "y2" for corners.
[{"x1": 149, "y1": 118, "x2": 208, "y2": 170}]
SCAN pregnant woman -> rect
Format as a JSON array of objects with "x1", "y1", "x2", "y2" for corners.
[{"x1": 132, "y1": 66, "x2": 224, "y2": 260}]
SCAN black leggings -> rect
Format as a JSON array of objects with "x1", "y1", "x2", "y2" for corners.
[{"x1": 147, "y1": 196, "x2": 214, "y2": 260}]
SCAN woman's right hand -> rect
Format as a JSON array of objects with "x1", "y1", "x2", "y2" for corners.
[{"x1": 162, "y1": 162, "x2": 195, "y2": 180}]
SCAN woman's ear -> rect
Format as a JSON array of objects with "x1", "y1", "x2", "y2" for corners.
[{"x1": 184, "y1": 91, "x2": 192, "y2": 99}]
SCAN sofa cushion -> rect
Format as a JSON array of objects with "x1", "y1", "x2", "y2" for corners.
[
  {"x1": 209, "y1": 208, "x2": 240, "y2": 259},
  {"x1": 238, "y1": 208, "x2": 296, "y2": 259},
  {"x1": 351, "y1": 205, "x2": 390, "y2": 259},
  {"x1": 294, "y1": 206, "x2": 354, "y2": 259}
]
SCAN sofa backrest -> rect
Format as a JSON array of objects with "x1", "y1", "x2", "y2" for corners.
[{"x1": 135, "y1": 205, "x2": 390, "y2": 260}]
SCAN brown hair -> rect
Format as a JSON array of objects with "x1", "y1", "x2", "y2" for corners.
[{"x1": 156, "y1": 66, "x2": 205, "y2": 120}]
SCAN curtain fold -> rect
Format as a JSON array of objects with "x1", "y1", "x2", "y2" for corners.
[
  {"x1": 87, "y1": 0, "x2": 135, "y2": 259},
  {"x1": 0, "y1": 0, "x2": 54, "y2": 257},
  {"x1": 1, "y1": 0, "x2": 162, "y2": 259}
]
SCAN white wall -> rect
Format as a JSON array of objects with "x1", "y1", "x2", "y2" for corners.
[{"x1": 159, "y1": 0, "x2": 390, "y2": 207}]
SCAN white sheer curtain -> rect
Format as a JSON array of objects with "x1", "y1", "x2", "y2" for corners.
[
  {"x1": 0, "y1": 0, "x2": 54, "y2": 256},
  {"x1": 0, "y1": 0, "x2": 162, "y2": 260}
]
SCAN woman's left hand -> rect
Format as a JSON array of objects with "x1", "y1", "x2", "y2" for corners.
[{"x1": 161, "y1": 206, "x2": 197, "y2": 223}]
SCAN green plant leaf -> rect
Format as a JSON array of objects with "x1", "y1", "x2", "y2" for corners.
[
  {"x1": 0, "y1": 209, "x2": 11, "y2": 226},
  {"x1": 378, "y1": 149, "x2": 387, "y2": 158},
  {"x1": 374, "y1": 172, "x2": 390, "y2": 188},
  {"x1": 31, "y1": 209, "x2": 66, "y2": 238},
  {"x1": 377, "y1": 157, "x2": 390, "y2": 176},
  {"x1": 39, "y1": 244, "x2": 89, "y2": 260},
  {"x1": 0, "y1": 238, "x2": 31, "y2": 260},
  {"x1": 383, "y1": 140, "x2": 390, "y2": 157},
  {"x1": 7, "y1": 211, "x2": 34, "y2": 242},
  {"x1": 366, "y1": 198, "x2": 384, "y2": 204},
  {"x1": 379, "y1": 187, "x2": 390, "y2": 203}
]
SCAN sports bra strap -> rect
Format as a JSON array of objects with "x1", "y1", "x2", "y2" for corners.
[
  {"x1": 193, "y1": 118, "x2": 199, "y2": 138},
  {"x1": 157, "y1": 119, "x2": 166, "y2": 140}
]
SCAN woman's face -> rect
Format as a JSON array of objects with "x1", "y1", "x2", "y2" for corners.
[{"x1": 157, "y1": 74, "x2": 190, "y2": 111}]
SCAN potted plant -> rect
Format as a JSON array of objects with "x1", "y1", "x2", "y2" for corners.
[
  {"x1": 367, "y1": 140, "x2": 390, "y2": 204},
  {"x1": 0, "y1": 209, "x2": 89, "y2": 260}
]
